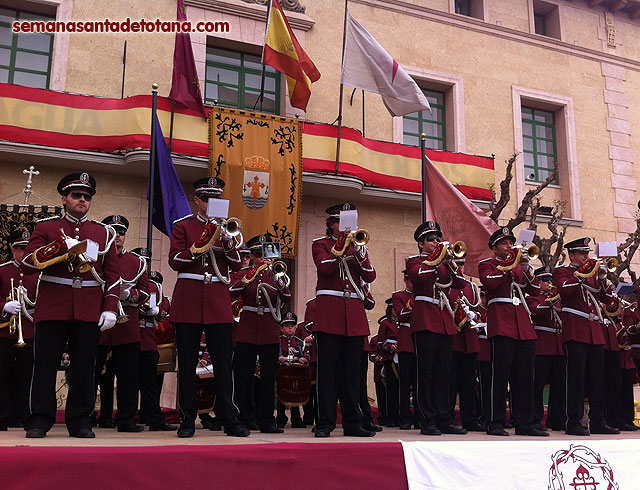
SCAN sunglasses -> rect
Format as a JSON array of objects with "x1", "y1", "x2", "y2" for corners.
[
  {"x1": 70, "y1": 191, "x2": 92, "y2": 201},
  {"x1": 425, "y1": 236, "x2": 441, "y2": 243},
  {"x1": 116, "y1": 231, "x2": 126, "y2": 237}
]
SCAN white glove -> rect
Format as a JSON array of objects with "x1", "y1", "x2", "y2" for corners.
[
  {"x1": 98, "y1": 311, "x2": 117, "y2": 331},
  {"x1": 64, "y1": 237, "x2": 80, "y2": 249},
  {"x1": 466, "y1": 310, "x2": 477, "y2": 322},
  {"x1": 3, "y1": 301, "x2": 21, "y2": 316},
  {"x1": 119, "y1": 288, "x2": 131, "y2": 301},
  {"x1": 146, "y1": 306, "x2": 160, "y2": 317}
]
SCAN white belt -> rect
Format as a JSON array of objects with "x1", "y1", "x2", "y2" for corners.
[
  {"x1": 399, "y1": 322, "x2": 411, "y2": 328},
  {"x1": 415, "y1": 295, "x2": 440, "y2": 306},
  {"x1": 561, "y1": 307, "x2": 595, "y2": 320},
  {"x1": 488, "y1": 297, "x2": 521, "y2": 306},
  {"x1": 534, "y1": 325, "x2": 559, "y2": 334},
  {"x1": 316, "y1": 289, "x2": 360, "y2": 299},
  {"x1": 143, "y1": 322, "x2": 155, "y2": 328},
  {"x1": 478, "y1": 334, "x2": 487, "y2": 340},
  {"x1": 40, "y1": 274, "x2": 101, "y2": 288},
  {"x1": 630, "y1": 344, "x2": 640, "y2": 349},
  {"x1": 242, "y1": 305, "x2": 272, "y2": 313},
  {"x1": 177, "y1": 272, "x2": 221, "y2": 283}
]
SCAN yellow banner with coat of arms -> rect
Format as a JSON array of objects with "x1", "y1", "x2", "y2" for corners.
[{"x1": 208, "y1": 107, "x2": 303, "y2": 257}]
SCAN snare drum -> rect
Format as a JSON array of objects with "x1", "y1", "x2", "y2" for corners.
[{"x1": 157, "y1": 343, "x2": 177, "y2": 372}]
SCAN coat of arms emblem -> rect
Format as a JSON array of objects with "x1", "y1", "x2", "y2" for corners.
[
  {"x1": 242, "y1": 156, "x2": 270, "y2": 210},
  {"x1": 549, "y1": 445, "x2": 618, "y2": 490}
]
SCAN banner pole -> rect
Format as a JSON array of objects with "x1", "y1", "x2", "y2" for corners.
[
  {"x1": 255, "y1": 0, "x2": 273, "y2": 112},
  {"x1": 335, "y1": 0, "x2": 348, "y2": 175},
  {"x1": 147, "y1": 83, "x2": 158, "y2": 273},
  {"x1": 421, "y1": 132, "x2": 426, "y2": 223}
]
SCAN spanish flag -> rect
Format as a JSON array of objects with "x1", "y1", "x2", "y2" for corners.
[{"x1": 263, "y1": 0, "x2": 320, "y2": 111}]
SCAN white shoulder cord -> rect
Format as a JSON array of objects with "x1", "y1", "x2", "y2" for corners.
[
  {"x1": 257, "y1": 281, "x2": 284, "y2": 323},
  {"x1": 208, "y1": 236, "x2": 240, "y2": 285},
  {"x1": 339, "y1": 257, "x2": 365, "y2": 301}
]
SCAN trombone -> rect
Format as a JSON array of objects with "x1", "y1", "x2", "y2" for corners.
[{"x1": 9, "y1": 278, "x2": 27, "y2": 348}]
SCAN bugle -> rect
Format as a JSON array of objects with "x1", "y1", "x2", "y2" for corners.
[
  {"x1": 271, "y1": 260, "x2": 287, "y2": 278},
  {"x1": 423, "y1": 240, "x2": 467, "y2": 266},
  {"x1": 59, "y1": 229, "x2": 94, "y2": 273},
  {"x1": 9, "y1": 279, "x2": 26, "y2": 347},
  {"x1": 575, "y1": 256, "x2": 618, "y2": 279},
  {"x1": 221, "y1": 217, "x2": 243, "y2": 238},
  {"x1": 497, "y1": 244, "x2": 540, "y2": 272}
]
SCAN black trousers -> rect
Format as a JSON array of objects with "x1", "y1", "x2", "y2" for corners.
[
  {"x1": 174, "y1": 323, "x2": 240, "y2": 430},
  {"x1": 95, "y1": 345, "x2": 114, "y2": 423},
  {"x1": 233, "y1": 342, "x2": 278, "y2": 429},
  {"x1": 302, "y1": 381, "x2": 316, "y2": 425},
  {"x1": 564, "y1": 341, "x2": 606, "y2": 430},
  {"x1": 0, "y1": 337, "x2": 33, "y2": 425},
  {"x1": 490, "y1": 336, "x2": 535, "y2": 431},
  {"x1": 383, "y1": 359, "x2": 400, "y2": 425},
  {"x1": 413, "y1": 331, "x2": 453, "y2": 429},
  {"x1": 359, "y1": 348, "x2": 374, "y2": 426},
  {"x1": 375, "y1": 380, "x2": 388, "y2": 425},
  {"x1": 450, "y1": 351, "x2": 479, "y2": 428},
  {"x1": 618, "y1": 367, "x2": 636, "y2": 427},
  {"x1": 397, "y1": 352, "x2": 416, "y2": 426},
  {"x1": 603, "y1": 350, "x2": 622, "y2": 428},
  {"x1": 315, "y1": 332, "x2": 363, "y2": 433},
  {"x1": 477, "y1": 360, "x2": 491, "y2": 427},
  {"x1": 138, "y1": 350, "x2": 167, "y2": 426},
  {"x1": 28, "y1": 321, "x2": 100, "y2": 434},
  {"x1": 97, "y1": 342, "x2": 140, "y2": 427},
  {"x1": 533, "y1": 354, "x2": 566, "y2": 429}
]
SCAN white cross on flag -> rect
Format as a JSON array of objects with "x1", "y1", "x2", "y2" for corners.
[{"x1": 341, "y1": 12, "x2": 431, "y2": 117}]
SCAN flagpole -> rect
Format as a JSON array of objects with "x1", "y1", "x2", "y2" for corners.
[
  {"x1": 121, "y1": 40, "x2": 127, "y2": 99},
  {"x1": 362, "y1": 90, "x2": 365, "y2": 138},
  {"x1": 255, "y1": 0, "x2": 273, "y2": 112},
  {"x1": 420, "y1": 132, "x2": 426, "y2": 223},
  {"x1": 168, "y1": 99, "x2": 176, "y2": 153},
  {"x1": 335, "y1": 0, "x2": 349, "y2": 175},
  {"x1": 147, "y1": 83, "x2": 158, "y2": 273}
]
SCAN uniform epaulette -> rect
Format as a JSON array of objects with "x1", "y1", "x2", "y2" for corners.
[
  {"x1": 36, "y1": 215, "x2": 61, "y2": 223},
  {"x1": 306, "y1": 297, "x2": 316, "y2": 304},
  {"x1": 392, "y1": 289, "x2": 403, "y2": 294},
  {"x1": 0, "y1": 261, "x2": 13, "y2": 268},
  {"x1": 407, "y1": 254, "x2": 422, "y2": 259},
  {"x1": 377, "y1": 315, "x2": 387, "y2": 324},
  {"x1": 90, "y1": 220, "x2": 109, "y2": 227},
  {"x1": 312, "y1": 236, "x2": 330, "y2": 242},
  {"x1": 173, "y1": 214, "x2": 193, "y2": 225},
  {"x1": 478, "y1": 258, "x2": 492, "y2": 263}
]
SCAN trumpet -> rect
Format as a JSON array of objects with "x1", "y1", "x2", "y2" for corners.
[
  {"x1": 271, "y1": 260, "x2": 287, "y2": 278},
  {"x1": 575, "y1": 256, "x2": 618, "y2": 279},
  {"x1": 423, "y1": 240, "x2": 466, "y2": 266},
  {"x1": 352, "y1": 229, "x2": 370, "y2": 247},
  {"x1": 9, "y1": 279, "x2": 26, "y2": 348},
  {"x1": 59, "y1": 229, "x2": 94, "y2": 273},
  {"x1": 116, "y1": 300, "x2": 129, "y2": 324},
  {"x1": 497, "y1": 244, "x2": 540, "y2": 272},
  {"x1": 601, "y1": 257, "x2": 619, "y2": 274},
  {"x1": 217, "y1": 217, "x2": 243, "y2": 242}
]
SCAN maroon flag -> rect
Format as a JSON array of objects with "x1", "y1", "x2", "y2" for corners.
[{"x1": 169, "y1": 0, "x2": 207, "y2": 118}]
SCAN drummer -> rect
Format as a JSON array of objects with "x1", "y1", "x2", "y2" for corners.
[{"x1": 279, "y1": 313, "x2": 309, "y2": 365}]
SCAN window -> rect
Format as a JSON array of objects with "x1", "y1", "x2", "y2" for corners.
[
  {"x1": 532, "y1": 1, "x2": 561, "y2": 40},
  {"x1": 403, "y1": 89, "x2": 446, "y2": 151},
  {"x1": 534, "y1": 13, "x2": 546, "y2": 36},
  {"x1": 0, "y1": 8, "x2": 54, "y2": 89},
  {"x1": 452, "y1": 0, "x2": 485, "y2": 20},
  {"x1": 522, "y1": 107, "x2": 558, "y2": 184},
  {"x1": 204, "y1": 46, "x2": 281, "y2": 114},
  {"x1": 455, "y1": 0, "x2": 471, "y2": 16}
]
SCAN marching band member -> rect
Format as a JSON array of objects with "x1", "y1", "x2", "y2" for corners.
[
  {"x1": 526, "y1": 266, "x2": 565, "y2": 431},
  {"x1": 0, "y1": 229, "x2": 37, "y2": 430},
  {"x1": 553, "y1": 237, "x2": 619, "y2": 435},
  {"x1": 22, "y1": 173, "x2": 120, "y2": 438},
  {"x1": 298, "y1": 297, "x2": 317, "y2": 427},
  {"x1": 96, "y1": 215, "x2": 149, "y2": 433},
  {"x1": 616, "y1": 307, "x2": 638, "y2": 431},
  {"x1": 391, "y1": 271, "x2": 416, "y2": 430},
  {"x1": 312, "y1": 203, "x2": 376, "y2": 438},
  {"x1": 130, "y1": 252, "x2": 177, "y2": 432},
  {"x1": 230, "y1": 234, "x2": 291, "y2": 433},
  {"x1": 276, "y1": 314, "x2": 308, "y2": 429},
  {"x1": 358, "y1": 286, "x2": 382, "y2": 433},
  {"x1": 369, "y1": 334, "x2": 387, "y2": 427},
  {"x1": 479, "y1": 227, "x2": 547, "y2": 437},
  {"x1": 407, "y1": 221, "x2": 467, "y2": 436},
  {"x1": 448, "y1": 259, "x2": 484, "y2": 432},
  {"x1": 377, "y1": 300, "x2": 399, "y2": 428},
  {"x1": 169, "y1": 177, "x2": 247, "y2": 438},
  {"x1": 602, "y1": 300, "x2": 623, "y2": 432},
  {"x1": 474, "y1": 288, "x2": 491, "y2": 429}
]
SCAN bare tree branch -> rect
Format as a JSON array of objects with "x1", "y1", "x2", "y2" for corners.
[
  {"x1": 489, "y1": 152, "x2": 518, "y2": 223},
  {"x1": 505, "y1": 163, "x2": 559, "y2": 230},
  {"x1": 611, "y1": 212, "x2": 640, "y2": 286},
  {"x1": 531, "y1": 200, "x2": 568, "y2": 268}
]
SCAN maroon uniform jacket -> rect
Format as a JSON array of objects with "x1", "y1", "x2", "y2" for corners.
[
  {"x1": 300, "y1": 298, "x2": 317, "y2": 363},
  {"x1": 169, "y1": 214, "x2": 242, "y2": 325},
  {"x1": 0, "y1": 260, "x2": 37, "y2": 340},
  {"x1": 406, "y1": 255, "x2": 465, "y2": 335},
  {"x1": 229, "y1": 266, "x2": 291, "y2": 345},
  {"x1": 475, "y1": 304, "x2": 491, "y2": 362},
  {"x1": 449, "y1": 281, "x2": 481, "y2": 354},
  {"x1": 22, "y1": 214, "x2": 120, "y2": 323},
  {"x1": 279, "y1": 334, "x2": 309, "y2": 363},
  {"x1": 140, "y1": 280, "x2": 170, "y2": 352},
  {"x1": 478, "y1": 258, "x2": 539, "y2": 340},
  {"x1": 601, "y1": 316, "x2": 620, "y2": 352},
  {"x1": 526, "y1": 294, "x2": 563, "y2": 356},
  {"x1": 369, "y1": 334, "x2": 384, "y2": 383},
  {"x1": 617, "y1": 321, "x2": 635, "y2": 369},
  {"x1": 100, "y1": 250, "x2": 149, "y2": 346},
  {"x1": 311, "y1": 236, "x2": 376, "y2": 337},
  {"x1": 391, "y1": 289, "x2": 415, "y2": 353},
  {"x1": 622, "y1": 306, "x2": 640, "y2": 359},
  {"x1": 377, "y1": 317, "x2": 398, "y2": 361},
  {"x1": 553, "y1": 264, "x2": 612, "y2": 345}
]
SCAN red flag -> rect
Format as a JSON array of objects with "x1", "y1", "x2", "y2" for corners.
[
  {"x1": 169, "y1": 0, "x2": 207, "y2": 118},
  {"x1": 424, "y1": 154, "x2": 499, "y2": 277}
]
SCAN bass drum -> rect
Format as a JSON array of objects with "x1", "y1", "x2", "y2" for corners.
[
  {"x1": 157, "y1": 343, "x2": 177, "y2": 372},
  {"x1": 196, "y1": 376, "x2": 216, "y2": 414},
  {"x1": 277, "y1": 363, "x2": 311, "y2": 407}
]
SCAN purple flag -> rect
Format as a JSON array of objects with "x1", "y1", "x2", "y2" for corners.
[{"x1": 169, "y1": 0, "x2": 208, "y2": 118}]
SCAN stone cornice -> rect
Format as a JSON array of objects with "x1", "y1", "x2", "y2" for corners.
[
  {"x1": 350, "y1": 0, "x2": 640, "y2": 72},
  {"x1": 184, "y1": 0, "x2": 315, "y2": 31}
]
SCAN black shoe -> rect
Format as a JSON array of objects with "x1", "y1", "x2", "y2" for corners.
[
  {"x1": 201, "y1": 418, "x2": 222, "y2": 431},
  {"x1": 26, "y1": 427, "x2": 46, "y2": 438},
  {"x1": 438, "y1": 423, "x2": 467, "y2": 435},
  {"x1": 515, "y1": 427, "x2": 549, "y2": 437},
  {"x1": 177, "y1": 426, "x2": 195, "y2": 438},
  {"x1": 247, "y1": 422, "x2": 260, "y2": 431},
  {"x1": 226, "y1": 425, "x2": 250, "y2": 437},
  {"x1": 0, "y1": 424, "x2": 7, "y2": 431},
  {"x1": 618, "y1": 423, "x2": 639, "y2": 432},
  {"x1": 487, "y1": 426, "x2": 509, "y2": 436},
  {"x1": 343, "y1": 427, "x2": 375, "y2": 437},
  {"x1": 399, "y1": 423, "x2": 413, "y2": 430},
  {"x1": 98, "y1": 420, "x2": 115, "y2": 429},
  {"x1": 385, "y1": 422, "x2": 397, "y2": 428},
  {"x1": 260, "y1": 425, "x2": 284, "y2": 434},
  {"x1": 291, "y1": 421, "x2": 307, "y2": 428},
  {"x1": 463, "y1": 421, "x2": 485, "y2": 432},
  {"x1": 533, "y1": 423, "x2": 547, "y2": 431},
  {"x1": 566, "y1": 426, "x2": 590, "y2": 436},
  {"x1": 303, "y1": 418, "x2": 315, "y2": 426},
  {"x1": 314, "y1": 428, "x2": 330, "y2": 438},
  {"x1": 590, "y1": 424, "x2": 620, "y2": 435},
  {"x1": 420, "y1": 425, "x2": 442, "y2": 436},
  {"x1": 71, "y1": 428, "x2": 96, "y2": 438},
  {"x1": 117, "y1": 423, "x2": 145, "y2": 433},
  {"x1": 363, "y1": 423, "x2": 383, "y2": 432},
  {"x1": 149, "y1": 423, "x2": 178, "y2": 431}
]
